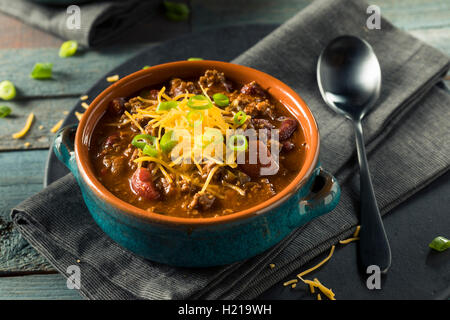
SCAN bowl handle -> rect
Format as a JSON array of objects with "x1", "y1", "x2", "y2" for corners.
[
  {"x1": 290, "y1": 168, "x2": 341, "y2": 228},
  {"x1": 53, "y1": 124, "x2": 78, "y2": 174}
]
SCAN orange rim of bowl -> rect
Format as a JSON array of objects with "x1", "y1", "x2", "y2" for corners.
[{"x1": 75, "y1": 60, "x2": 319, "y2": 226}]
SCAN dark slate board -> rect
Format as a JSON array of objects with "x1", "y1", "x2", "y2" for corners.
[{"x1": 43, "y1": 24, "x2": 450, "y2": 300}]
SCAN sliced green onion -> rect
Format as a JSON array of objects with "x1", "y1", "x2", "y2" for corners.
[
  {"x1": 0, "y1": 80, "x2": 16, "y2": 100},
  {"x1": 227, "y1": 134, "x2": 248, "y2": 152},
  {"x1": 142, "y1": 65, "x2": 151, "y2": 69},
  {"x1": 187, "y1": 57, "x2": 203, "y2": 61},
  {"x1": 429, "y1": 236, "x2": 450, "y2": 252},
  {"x1": 131, "y1": 134, "x2": 157, "y2": 150},
  {"x1": 0, "y1": 105, "x2": 12, "y2": 118},
  {"x1": 30, "y1": 63, "x2": 53, "y2": 79},
  {"x1": 187, "y1": 95, "x2": 212, "y2": 110},
  {"x1": 59, "y1": 40, "x2": 78, "y2": 58},
  {"x1": 213, "y1": 93, "x2": 229, "y2": 107},
  {"x1": 157, "y1": 100, "x2": 179, "y2": 111},
  {"x1": 233, "y1": 111, "x2": 248, "y2": 126},
  {"x1": 163, "y1": 1, "x2": 190, "y2": 21},
  {"x1": 142, "y1": 144, "x2": 159, "y2": 157},
  {"x1": 160, "y1": 130, "x2": 178, "y2": 153},
  {"x1": 187, "y1": 110, "x2": 204, "y2": 127}
]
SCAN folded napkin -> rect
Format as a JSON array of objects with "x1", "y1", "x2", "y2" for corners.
[
  {"x1": 0, "y1": 0, "x2": 161, "y2": 47},
  {"x1": 12, "y1": 0, "x2": 450, "y2": 299}
]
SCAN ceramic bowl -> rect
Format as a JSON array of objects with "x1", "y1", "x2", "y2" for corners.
[{"x1": 54, "y1": 60, "x2": 340, "y2": 267}]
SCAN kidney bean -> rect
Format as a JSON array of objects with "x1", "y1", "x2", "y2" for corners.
[
  {"x1": 279, "y1": 117, "x2": 298, "y2": 141},
  {"x1": 238, "y1": 140, "x2": 279, "y2": 178},
  {"x1": 281, "y1": 140, "x2": 295, "y2": 152},
  {"x1": 130, "y1": 168, "x2": 160, "y2": 200}
]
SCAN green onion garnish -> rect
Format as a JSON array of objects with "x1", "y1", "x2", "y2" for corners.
[
  {"x1": 157, "y1": 100, "x2": 179, "y2": 111},
  {"x1": 0, "y1": 80, "x2": 16, "y2": 100},
  {"x1": 227, "y1": 134, "x2": 248, "y2": 152},
  {"x1": 160, "y1": 130, "x2": 178, "y2": 153},
  {"x1": 187, "y1": 110, "x2": 204, "y2": 127},
  {"x1": 187, "y1": 57, "x2": 203, "y2": 61},
  {"x1": 0, "y1": 105, "x2": 12, "y2": 118},
  {"x1": 131, "y1": 134, "x2": 157, "y2": 150},
  {"x1": 233, "y1": 111, "x2": 248, "y2": 126},
  {"x1": 142, "y1": 144, "x2": 159, "y2": 157},
  {"x1": 142, "y1": 65, "x2": 151, "y2": 69},
  {"x1": 30, "y1": 63, "x2": 53, "y2": 79},
  {"x1": 213, "y1": 93, "x2": 229, "y2": 107},
  {"x1": 429, "y1": 236, "x2": 450, "y2": 252},
  {"x1": 59, "y1": 40, "x2": 78, "y2": 58},
  {"x1": 163, "y1": 1, "x2": 190, "y2": 21},
  {"x1": 187, "y1": 95, "x2": 212, "y2": 110}
]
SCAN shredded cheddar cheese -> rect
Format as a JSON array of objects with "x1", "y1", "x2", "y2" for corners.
[
  {"x1": 353, "y1": 225, "x2": 361, "y2": 238},
  {"x1": 12, "y1": 113, "x2": 34, "y2": 139},
  {"x1": 81, "y1": 102, "x2": 89, "y2": 109},
  {"x1": 339, "y1": 237, "x2": 360, "y2": 244},
  {"x1": 297, "y1": 245, "x2": 335, "y2": 278},
  {"x1": 50, "y1": 119, "x2": 63, "y2": 133},
  {"x1": 106, "y1": 75, "x2": 119, "y2": 82}
]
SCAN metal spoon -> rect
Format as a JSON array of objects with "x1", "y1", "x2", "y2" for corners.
[{"x1": 317, "y1": 35, "x2": 391, "y2": 273}]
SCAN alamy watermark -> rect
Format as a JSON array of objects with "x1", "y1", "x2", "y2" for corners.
[
  {"x1": 366, "y1": 265, "x2": 381, "y2": 290},
  {"x1": 366, "y1": 5, "x2": 381, "y2": 30},
  {"x1": 66, "y1": 5, "x2": 81, "y2": 30},
  {"x1": 66, "y1": 265, "x2": 81, "y2": 290}
]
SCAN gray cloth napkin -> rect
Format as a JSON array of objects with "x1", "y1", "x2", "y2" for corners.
[
  {"x1": 0, "y1": 0, "x2": 160, "y2": 47},
  {"x1": 11, "y1": 0, "x2": 450, "y2": 300}
]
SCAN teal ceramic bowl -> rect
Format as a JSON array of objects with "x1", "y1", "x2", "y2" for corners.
[{"x1": 53, "y1": 60, "x2": 340, "y2": 267}]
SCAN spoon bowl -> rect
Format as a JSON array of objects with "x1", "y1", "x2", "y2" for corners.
[{"x1": 317, "y1": 36, "x2": 381, "y2": 120}]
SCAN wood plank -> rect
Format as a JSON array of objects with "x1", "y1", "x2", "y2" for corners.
[
  {"x1": 0, "y1": 274, "x2": 82, "y2": 300},
  {"x1": 0, "y1": 46, "x2": 144, "y2": 98},
  {"x1": 0, "y1": 12, "x2": 61, "y2": 49},
  {"x1": 190, "y1": 0, "x2": 450, "y2": 32},
  {"x1": 0, "y1": 149, "x2": 54, "y2": 272},
  {"x1": 0, "y1": 97, "x2": 79, "y2": 151}
]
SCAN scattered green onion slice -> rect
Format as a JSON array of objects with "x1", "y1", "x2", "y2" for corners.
[
  {"x1": 163, "y1": 1, "x2": 190, "y2": 21},
  {"x1": 142, "y1": 144, "x2": 159, "y2": 157},
  {"x1": 187, "y1": 57, "x2": 203, "y2": 61},
  {"x1": 59, "y1": 40, "x2": 78, "y2": 58},
  {"x1": 0, "y1": 105, "x2": 12, "y2": 118},
  {"x1": 157, "y1": 100, "x2": 179, "y2": 111},
  {"x1": 187, "y1": 110, "x2": 204, "y2": 127},
  {"x1": 213, "y1": 93, "x2": 229, "y2": 107},
  {"x1": 30, "y1": 63, "x2": 53, "y2": 79},
  {"x1": 0, "y1": 80, "x2": 16, "y2": 100},
  {"x1": 131, "y1": 134, "x2": 157, "y2": 150},
  {"x1": 227, "y1": 134, "x2": 248, "y2": 152},
  {"x1": 142, "y1": 65, "x2": 151, "y2": 69},
  {"x1": 429, "y1": 236, "x2": 450, "y2": 252},
  {"x1": 187, "y1": 95, "x2": 212, "y2": 110},
  {"x1": 233, "y1": 111, "x2": 248, "y2": 126},
  {"x1": 160, "y1": 130, "x2": 178, "y2": 153}
]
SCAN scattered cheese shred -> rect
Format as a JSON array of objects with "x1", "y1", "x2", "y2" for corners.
[
  {"x1": 353, "y1": 225, "x2": 361, "y2": 238},
  {"x1": 297, "y1": 245, "x2": 335, "y2": 278},
  {"x1": 317, "y1": 294, "x2": 322, "y2": 300},
  {"x1": 106, "y1": 74, "x2": 119, "y2": 82},
  {"x1": 12, "y1": 113, "x2": 34, "y2": 139},
  {"x1": 269, "y1": 264, "x2": 275, "y2": 269},
  {"x1": 81, "y1": 102, "x2": 89, "y2": 109},
  {"x1": 80, "y1": 95, "x2": 89, "y2": 101},
  {"x1": 75, "y1": 111, "x2": 83, "y2": 121},
  {"x1": 291, "y1": 283, "x2": 297, "y2": 289},
  {"x1": 24, "y1": 142, "x2": 31, "y2": 148},
  {"x1": 339, "y1": 237, "x2": 360, "y2": 244},
  {"x1": 283, "y1": 279, "x2": 298, "y2": 287},
  {"x1": 309, "y1": 283, "x2": 315, "y2": 293},
  {"x1": 200, "y1": 165, "x2": 220, "y2": 193},
  {"x1": 50, "y1": 119, "x2": 64, "y2": 133}
]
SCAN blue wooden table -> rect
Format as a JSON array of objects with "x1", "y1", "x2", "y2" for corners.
[{"x1": 0, "y1": 0, "x2": 449, "y2": 299}]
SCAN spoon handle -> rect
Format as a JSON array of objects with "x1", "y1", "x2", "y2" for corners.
[{"x1": 353, "y1": 120, "x2": 391, "y2": 274}]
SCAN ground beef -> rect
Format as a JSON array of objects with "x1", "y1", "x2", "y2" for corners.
[
  {"x1": 188, "y1": 192, "x2": 216, "y2": 211},
  {"x1": 199, "y1": 69, "x2": 233, "y2": 93},
  {"x1": 168, "y1": 78, "x2": 199, "y2": 97}
]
